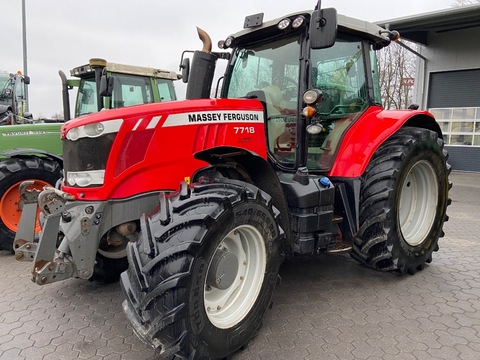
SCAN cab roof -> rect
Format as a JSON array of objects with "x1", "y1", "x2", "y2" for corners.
[
  {"x1": 106, "y1": 63, "x2": 178, "y2": 80},
  {"x1": 228, "y1": 9, "x2": 391, "y2": 47},
  {"x1": 70, "y1": 61, "x2": 178, "y2": 80}
]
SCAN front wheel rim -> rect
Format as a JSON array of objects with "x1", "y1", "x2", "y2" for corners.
[
  {"x1": 398, "y1": 160, "x2": 439, "y2": 246},
  {"x1": 0, "y1": 180, "x2": 50, "y2": 233},
  {"x1": 204, "y1": 224, "x2": 266, "y2": 329}
]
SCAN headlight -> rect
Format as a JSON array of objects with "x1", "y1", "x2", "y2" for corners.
[
  {"x1": 292, "y1": 16, "x2": 305, "y2": 29},
  {"x1": 306, "y1": 123, "x2": 324, "y2": 135},
  {"x1": 66, "y1": 127, "x2": 79, "y2": 141},
  {"x1": 84, "y1": 123, "x2": 105, "y2": 137},
  {"x1": 66, "y1": 119, "x2": 123, "y2": 141},
  {"x1": 277, "y1": 18, "x2": 291, "y2": 30},
  {"x1": 66, "y1": 170, "x2": 105, "y2": 187},
  {"x1": 224, "y1": 36, "x2": 235, "y2": 48},
  {"x1": 303, "y1": 89, "x2": 322, "y2": 105}
]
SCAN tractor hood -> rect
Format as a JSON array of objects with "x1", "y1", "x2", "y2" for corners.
[
  {"x1": 60, "y1": 98, "x2": 267, "y2": 200},
  {"x1": 0, "y1": 123, "x2": 62, "y2": 156}
]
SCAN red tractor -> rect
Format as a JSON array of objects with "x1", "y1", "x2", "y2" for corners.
[{"x1": 25, "y1": 2, "x2": 450, "y2": 358}]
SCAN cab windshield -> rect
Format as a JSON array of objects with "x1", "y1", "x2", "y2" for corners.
[
  {"x1": 0, "y1": 73, "x2": 13, "y2": 102},
  {"x1": 75, "y1": 76, "x2": 98, "y2": 117},
  {"x1": 75, "y1": 73, "x2": 156, "y2": 117}
]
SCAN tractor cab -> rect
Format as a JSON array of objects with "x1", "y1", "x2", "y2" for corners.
[
  {"x1": 63, "y1": 59, "x2": 178, "y2": 120},
  {"x1": 0, "y1": 71, "x2": 31, "y2": 124},
  {"x1": 218, "y1": 8, "x2": 394, "y2": 173}
]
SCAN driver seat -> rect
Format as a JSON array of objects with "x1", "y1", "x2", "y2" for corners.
[
  {"x1": 262, "y1": 85, "x2": 286, "y2": 152},
  {"x1": 262, "y1": 85, "x2": 283, "y2": 116}
]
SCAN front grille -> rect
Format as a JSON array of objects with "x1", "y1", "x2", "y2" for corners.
[{"x1": 63, "y1": 133, "x2": 116, "y2": 174}]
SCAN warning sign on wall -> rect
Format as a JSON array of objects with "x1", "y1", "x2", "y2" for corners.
[{"x1": 401, "y1": 77, "x2": 415, "y2": 87}]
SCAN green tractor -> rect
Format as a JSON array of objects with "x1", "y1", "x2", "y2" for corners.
[
  {"x1": 0, "y1": 70, "x2": 32, "y2": 125},
  {"x1": 0, "y1": 59, "x2": 178, "y2": 252}
]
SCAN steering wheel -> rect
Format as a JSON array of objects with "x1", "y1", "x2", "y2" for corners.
[
  {"x1": 272, "y1": 76, "x2": 298, "y2": 90},
  {"x1": 272, "y1": 76, "x2": 298, "y2": 105}
]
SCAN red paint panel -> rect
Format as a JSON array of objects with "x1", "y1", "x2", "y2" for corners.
[
  {"x1": 329, "y1": 106, "x2": 436, "y2": 178},
  {"x1": 61, "y1": 98, "x2": 266, "y2": 200}
]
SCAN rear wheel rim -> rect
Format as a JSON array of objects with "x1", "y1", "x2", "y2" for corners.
[
  {"x1": 398, "y1": 160, "x2": 438, "y2": 246},
  {"x1": 0, "y1": 180, "x2": 50, "y2": 233},
  {"x1": 204, "y1": 224, "x2": 266, "y2": 329}
]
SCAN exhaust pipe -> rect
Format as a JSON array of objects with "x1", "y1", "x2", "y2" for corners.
[
  {"x1": 186, "y1": 27, "x2": 217, "y2": 100},
  {"x1": 197, "y1": 27, "x2": 212, "y2": 53},
  {"x1": 59, "y1": 70, "x2": 71, "y2": 121}
]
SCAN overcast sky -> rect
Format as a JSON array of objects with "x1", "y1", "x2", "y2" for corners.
[{"x1": 2, "y1": 0, "x2": 455, "y2": 118}]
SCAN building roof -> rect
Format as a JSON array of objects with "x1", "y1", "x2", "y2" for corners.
[{"x1": 376, "y1": 4, "x2": 480, "y2": 45}]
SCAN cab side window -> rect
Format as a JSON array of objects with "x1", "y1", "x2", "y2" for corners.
[{"x1": 311, "y1": 38, "x2": 368, "y2": 115}]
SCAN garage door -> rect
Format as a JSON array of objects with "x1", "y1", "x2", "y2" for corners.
[
  {"x1": 428, "y1": 69, "x2": 480, "y2": 172},
  {"x1": 428, "y1": 69, "x2": 480, "y2": 108}
]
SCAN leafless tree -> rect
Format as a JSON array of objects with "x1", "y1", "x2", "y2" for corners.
[
  {"x1": 377, "y1": 41, "x2": 417, "y2": 110},
  {"x1": 51, "y1": 112, "x2": 64, "y2": 121}
]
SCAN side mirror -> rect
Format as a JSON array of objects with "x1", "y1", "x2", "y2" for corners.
[
  {"x1": 346, "y1": 60, "x2": 356, "y2": 79},
  {"x1": 309, "y1": 8, "x2": 337, "y2": 49},
  {"x1": 180, "y1": 57, "x2": 190, "y2": 84},
  {"x1": 81, "y1": 89, "x2": 94, "y2": 104},
  {"x1": 99, "y1": 72, "x2": 114, "y2": 97}
]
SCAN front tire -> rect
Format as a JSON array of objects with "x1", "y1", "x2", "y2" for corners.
[
  {"x1": 121, "y1": 180, "x2": 282, "y2": 359},
  {"x1": 352, "y1": 127, "x2": 451, "y2": 274},
  {"x1": 0, "y1": 157, "x2": 62, "y2": 252},
  {"x1": 91, "y1": 253, "x2": 128, "y2": 283}
]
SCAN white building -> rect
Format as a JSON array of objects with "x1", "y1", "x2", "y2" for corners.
[{"x1": 378, "y1": 4, "x2": 480, "y2": 172}]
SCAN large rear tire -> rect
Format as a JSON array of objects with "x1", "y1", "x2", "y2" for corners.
[
  {"x1": 0, "y1": 157, "x2": 62, "y2": 252},
  {"x1": 351, "y1": 127, "x2": 451, "y2": 274},
  {"x1": 121, "y1": 180, "x2": 282, "y2": 359}
]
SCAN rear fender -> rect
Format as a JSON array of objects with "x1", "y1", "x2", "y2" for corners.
[
  {"x1": 194, "y1": 147, "x2": 294, "y2": 256},
  {"x1": 329, "y1": 109, "x2": 442, "y2": 178}
]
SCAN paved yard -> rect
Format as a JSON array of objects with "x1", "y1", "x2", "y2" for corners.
[{"x1": 0, "y1": 171, "x2": 479, "y2": 360}]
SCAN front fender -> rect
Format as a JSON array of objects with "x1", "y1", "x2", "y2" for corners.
[
  {"x1": 1, "y1": 148, "x2": 63, "y2": 164},
  {"x1": 0, "y1": 122, "x2": 62, "y2": 156},
  {"x1": 329, "y1": 107, "x2": 441, "y2": 178},
  {"x1": 194, "y1": 147, "x2": 294, "y2": 256}
]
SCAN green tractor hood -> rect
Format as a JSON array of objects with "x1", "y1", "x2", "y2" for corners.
[{"x1": 0, "y1": 123, "x2": 62, "y2": 157}]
